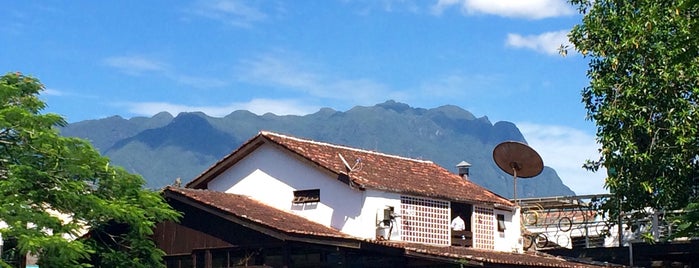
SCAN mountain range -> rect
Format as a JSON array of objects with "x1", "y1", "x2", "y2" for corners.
[{"x1": 60, "y1": 100, "x2": 574, "y2": 198}]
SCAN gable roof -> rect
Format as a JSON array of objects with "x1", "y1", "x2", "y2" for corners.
[
  {"x1": 164, "y1": 187, "x2": 356, "y2": 246},
  {"x1": 165, "y1": 187, "x2": 350, "y2": 239},
  {"x1": 164, "y1": 187, "x2": 609, "y2": 268},
  {"x1": 187, "y1": 131, "x2": 512, "y2": 207}
]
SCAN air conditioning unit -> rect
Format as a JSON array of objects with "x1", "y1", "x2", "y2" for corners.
[{"x1": 376, "y1": 206, "x2": 396, "y2": 240}]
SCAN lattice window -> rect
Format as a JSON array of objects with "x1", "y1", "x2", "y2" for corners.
[
  {"x1": 399, "y1": 196, "x2": 450, "y2": 245},
  {"x1": 473, "y1": 206, "x2": 495, "y2": 250}
]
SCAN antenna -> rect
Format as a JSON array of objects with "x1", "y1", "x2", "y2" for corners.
[
  {"x1": 492, "y1": 141, "x2": 543, "y2": 206},
  {"x1": 338, "y1": 153, "x2": 352, "y2": 172}
]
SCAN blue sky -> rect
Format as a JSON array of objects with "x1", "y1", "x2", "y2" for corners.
[{"x1": 1, "y1": 0, "x2": 607, "y2": 195}]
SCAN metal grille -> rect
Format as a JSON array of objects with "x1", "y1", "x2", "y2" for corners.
[
  {"x1": 399, "y1": 196, "x2": 450, "y2": 245},
  {"x1": 473, "y1": 206, "x2": 495, "y2": 250}
]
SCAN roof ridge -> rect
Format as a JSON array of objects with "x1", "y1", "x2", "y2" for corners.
[{"x1": 260, "y1": 131, "x2": 433, "y2": 164}]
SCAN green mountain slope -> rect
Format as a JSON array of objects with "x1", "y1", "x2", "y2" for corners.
[
  {"x1": 60, "y1": 101, "x2": 575, "y2": 197},
  {"x1": 61, "y1": 112, "x2": 174, "y2": 151}
]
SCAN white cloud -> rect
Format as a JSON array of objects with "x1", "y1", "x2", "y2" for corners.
[
  {"x1": 432, "y1": 0, "x2": 574, "y2": 19},
  {"x1": 103, "y1": 56, "x2": 167, "y2": 76},
  {"x1": 39, "y1": 88, "x2": 98, "y2": 99},
  {"x1": 235, "y1": 99, "x2": 319, "y2": 115},
  {"x1": 42, "y1": 88, "x2": 64, "y2": 96},
  {"x1": 122, "y1": 98, "x2": 318, "y2": 117},
  {"x1": 352, "y1": 0, "x2": 422, "y2": 14},
  {"x1": 175, "y1": 74, "x2": 229, "y2": 88},
  {"x1": 517, "y1": 122, "x2": 607, "y2": 195},
  {"x1": 190, "y1": 0, "x2": 269, "y2": 27},
  {"x1": 505, "y1": 30, "x2": 571, "y2": 55},
  {"x1": 419, "y1": 73, "x2": 502, "y2": 98},
  {"x1": 103, "y1": 55, "x2": 228, "y2": 88},
  {"x1": 237, "y1": 54, "x2": 400, "y2": 104},
  {"x1": 431, "y1": 0, "x2": 462, "y2": 15}
]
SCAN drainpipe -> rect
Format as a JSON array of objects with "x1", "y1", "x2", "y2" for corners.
[
  {"x1": 618, "y1": 199, "x2": 623, "y2": 247},
  {"x1": 629, "y1": 241, "x2": 634, "y2": 267},
  {"x1": 652, "y1": 210, "x2": 659, "y2": 241}
]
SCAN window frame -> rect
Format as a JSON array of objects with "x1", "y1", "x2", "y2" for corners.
[
  {"x1": 292, "y1": 189, "x2": 320, "y2": 204},
  {"x1": 496, "y1": 214, "x2": 506, "y2": 232}
]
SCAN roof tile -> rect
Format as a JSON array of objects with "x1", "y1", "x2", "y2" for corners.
[
  {"x1": 260, "y1": 131, "x2": 512, "y2": 206},
  {"x1": 166, "y1": 187, "x2": 351, "y2": 239},
  {"x1": 165, "y1": 187, "x2": 610, "y2": 268},
  {"x1": 373, "y1": 241, "x2": 611, "y2": 267}
]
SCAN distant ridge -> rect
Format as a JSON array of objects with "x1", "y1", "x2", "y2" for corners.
[{"x1": 60, "y1": 100, "x2": 574, "y2": 197}]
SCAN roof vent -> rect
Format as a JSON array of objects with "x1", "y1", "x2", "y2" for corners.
[{"x1": 456, "y1": 161, "x2": 471, "y2": 180}]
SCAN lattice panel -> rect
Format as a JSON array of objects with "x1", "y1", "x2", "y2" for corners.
[
  {"x1": 473, "y1": 206, "x2": 495, "y2": 250},
  {"x1": 400, "y1": 196, "x2": 450, "y2": 245}
]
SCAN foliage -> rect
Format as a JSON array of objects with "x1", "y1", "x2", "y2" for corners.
[
  {"x1": 671, "y1": 202, "x2": 699, "y2": 238},
  {"x1": 0, "y1": 72, "x2": 180, "y2": 267},
  {"x1": 568, "y1": 0, "x2": 699, "y2": 234}
]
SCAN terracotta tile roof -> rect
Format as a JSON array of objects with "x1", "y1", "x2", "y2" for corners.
[
  {"x1": 186, "y1": 131, "x2": 511, "y2": 206},
  {"x1": 259, "y1": 131, "x2": 512, "y2": 206},
  {"x1": 164, "y1": 187, "x2": 609, "y2": 267},
  {"x1": 372, "y1": 241, "x2": 613, "y2": 268},
  {"x1": 164, "y1": 187, "x2": 351, "y2": 239}
]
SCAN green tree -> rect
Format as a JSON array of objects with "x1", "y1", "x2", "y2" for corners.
[
  {"x1": 0, "y1": 72, "x2": 180, "y2": 267},
  {"x1": 568, "y1": 0, "x2": 699, "y2": 236}
]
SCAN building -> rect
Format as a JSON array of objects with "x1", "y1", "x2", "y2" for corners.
[
  {"x1": 154, "y1": 131, "x2": 608, "y2": 267},
  {"x1": 518, "y1": 195, "x2": 699, "y2": 266}
]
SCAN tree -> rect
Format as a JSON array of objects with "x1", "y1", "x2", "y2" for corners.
[
  {"x1": 568, "y1": 0, "x2": 699, "y2": 236},
  {"x1": 0, "y1": 72, "x2": 180, "y2": 267}
]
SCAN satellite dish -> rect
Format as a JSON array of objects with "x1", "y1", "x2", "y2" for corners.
[
  {"x1": 493, "y1": 141, "x2": 544, "y2": 178},
  {"x1": 493, "y1": 141, "x2": 544, "y2": 206}
]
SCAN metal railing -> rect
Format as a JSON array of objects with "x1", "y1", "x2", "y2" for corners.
[{"x1": 517, "y1": 194, "x2": 686, "y2": 250}]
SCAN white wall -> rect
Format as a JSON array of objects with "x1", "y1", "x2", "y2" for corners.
[
  {"x1": 358, "y1": 190, "x2": 403, "y2": 240},
  {"x1": 204, "y1": 142, "x2": 522, "y2": 249},
  {"x1": 207, "y1": 143, "x2": 369, "y2": 237},
  {"x1": 493, "y1": 207, "x2": 522, "y2": 253},
  {"x1": 524, "y1": 214, "x2": 611, "y2": 250}
]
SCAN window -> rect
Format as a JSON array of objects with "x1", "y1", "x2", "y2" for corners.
[
  {"x1": 451, "y1": 202, "x2": 473, "y2": 231},
  {"x1": 292, "y1": 189, "x2": 320, "y2": 204},
  {"x1": 473, "y1": 206, "x2": 494, "y2": 250},
  {"x1": 497, "y1": 214, "x2": 506, "y2": 232},
  {"x1": 400, "y1": 196, "x2": 450, "y2": 245},
  {"x1": 572, "y1": 235, "x2": 604, "y2": 249}
]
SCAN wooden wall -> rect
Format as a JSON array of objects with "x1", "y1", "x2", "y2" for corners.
[{"x1": 154, "y1": 199, "x2": 280, "y2": 255}]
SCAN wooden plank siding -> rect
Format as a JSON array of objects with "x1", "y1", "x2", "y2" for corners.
[
  {"x1": 154, "y1": 198, "x2": 280, "y2": 255},
  {"x1": 153, "y1": 221, "x2": 232, "y2": 255}
]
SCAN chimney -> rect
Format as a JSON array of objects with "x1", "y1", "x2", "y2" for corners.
[{"x1": 456, "y1": 161, "x2": 471, "y2": 180}]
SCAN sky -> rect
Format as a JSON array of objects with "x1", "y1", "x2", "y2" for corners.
[{"x1": 1, "y1": 0, "x2": 607, "y2": 195}]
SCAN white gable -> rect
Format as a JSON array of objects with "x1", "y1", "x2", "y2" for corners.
[
  {"x1": 203, "y1": 138, "x2": 522, "y2": 250},
  {"x1": 206, "y1": 142, "x2": 368, "y2": 236}
]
